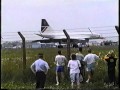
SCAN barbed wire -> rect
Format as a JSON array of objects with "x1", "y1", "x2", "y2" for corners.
[
  {"x1": 62, "y1": 26, "x2": 115, "y2": 30},
  {"x1": 88, "y1": 26, "x2": 115, "y2": 28},
  {"x1": 2, "y1": 31, "x2": 118, "y2": 37},
  {"x1": 1, "y1": 26, "x2": 118, "y2": 42},
  {"x1": 2, "y1": 25, "x2": 117, "y2": 33},
  {"x1": 2, "y1": 29, "x2": 116, "y2": 33},
  {"x1": 2, "y1": 29, "x2": 117, "y2": 35},
  {"x1": 2, "y1": 35, "x2": 118, "y2": 39}
]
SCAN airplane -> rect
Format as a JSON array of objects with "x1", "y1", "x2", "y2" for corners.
[{"x1": 33, "y1": 19, "x2": 104, "y2": 47}]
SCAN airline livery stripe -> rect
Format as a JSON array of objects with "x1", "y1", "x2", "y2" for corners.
[
  {"x1": 41, "y1": 26, "x2": 49, "y2": 27},
  {"x1": 41, "y1": 27, "x2": 48, "y2": 33}
]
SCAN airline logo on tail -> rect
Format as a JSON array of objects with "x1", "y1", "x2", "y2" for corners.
[{"x1": 41, "y1": 19, "x2": 49, "y2": 33}]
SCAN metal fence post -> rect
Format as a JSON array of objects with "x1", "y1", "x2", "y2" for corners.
[
  {"x1": 18, "y1": 32, "x2": 26, "y2": 82},
  {"x1": 63, "y1": 29, "x2": 71, "y2": 60},
  {"x1": 115, "y1": 26, "x2": 119, "y2": 87}
]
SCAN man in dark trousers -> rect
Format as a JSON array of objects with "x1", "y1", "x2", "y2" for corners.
[
  {"x1": 104, "y1": 50, "x2": 117, "y2": 86},
  {"x1": 30, "y1": 53, "x2": 50, "y2": 90}
]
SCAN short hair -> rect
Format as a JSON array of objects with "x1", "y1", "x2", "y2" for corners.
[
  {"x1": 38, "y1": 53, "x2": 43, "y2": 58},
  {"x1": 88, "y1": 48, "x2": 92, "y2": 53},
  {"x1": 58, "y1": 50, "x2": 61, "y2": 54},
  {"x1": 78, "y1": 47, "x2": 82, "y2": 52},
  {"x1": 71, "y1": 53, "x2": 76, "y2": 60}
]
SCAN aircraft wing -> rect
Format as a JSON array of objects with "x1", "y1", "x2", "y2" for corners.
[
  {"x1": 32, "y1": 38, "x2": 85, "y2": 43},
  {"x1": 36, "y1": 34, "x2": 54, "y2": 39},
  {"x1": 36, "y1": 33, "x2": 104, "y2": 40}
]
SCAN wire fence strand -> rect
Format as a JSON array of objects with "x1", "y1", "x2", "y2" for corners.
[{"x1": 1, "y1": 26, "x2": 118, "y2": 42}]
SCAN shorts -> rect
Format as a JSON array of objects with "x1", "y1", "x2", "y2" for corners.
[
  {"x1": 70, "y1": 73, "x2": 80, "y2": 83},
  {"x1": 56, "y1": 66, "x2": 64, "y2": 72},
  {"x1": 86, "y1": 63, "x2": 95, "y2": 72}
]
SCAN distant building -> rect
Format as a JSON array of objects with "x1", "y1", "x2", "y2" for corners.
[
  {"x1": 26, "y1": 42, "x2": 55, "y2": 48},
  {"x1": 31, "y1": 42, "x2": 41, "y2": 48},
  {"x1": 111, "y1": 41, "x2": 119, "y2": 46},
  {"x1": 88, "y1": 41, "x2": 100, "y2": 46}
]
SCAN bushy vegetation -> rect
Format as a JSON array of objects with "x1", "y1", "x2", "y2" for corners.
[{"x1": 1, "y1": 46, "x2": 119, "y2": 89}]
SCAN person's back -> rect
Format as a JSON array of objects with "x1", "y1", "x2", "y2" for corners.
[
  {"x1": 55, "y1": 50, "x2": 67, "y2": 85},
  {"x1": 76, "y1": 47, "x2": 85, "y2": 82},
  {"x1": 68, "y1": 53, "x2": 81, "y2": 89},
  {"x1": 68, "y1": 60, "x2": 81, "y2": 74},
  {"x1": 76, "y1": 47, "x2": 84, "y2": 63},
  {"x1": 30, "y1": 53, "x2": 49, "y2": 89},
  {"x1": 34, "y1": 59, "x2": 49, "y2": 73},
  {"x1": 76, "y1": 53, "x2": 84, "y2": 61},
  {"x1": 84, "y1": 53, "x2": 99, "y2": 64},
  {"x1": 55, "y1": 54, "x2": 66, "y2": 66},
  {"x1": 76, "y1": 52, "x2": 84, "y2": 67},
  {"x1": 83, "y1": 48, "x2": 99, "y2": 83}
]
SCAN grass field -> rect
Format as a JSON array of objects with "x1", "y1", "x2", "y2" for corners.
[{"x1": 1, "y1": 45, "x2": 119, "y2": 89}]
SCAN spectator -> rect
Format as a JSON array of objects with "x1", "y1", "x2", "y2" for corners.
[
  {"x1": 76, "y1": 47, "x2": 85, "y2": 82},
  {"x1": 30, "y1": 53, "x2": 50, "y2": 90},
  {"x1": 83, "y1": 48, "x2": 100, "y2": 83},
  {"x1": 68, "y1": 53, "x2": 81, "y2": 89},
  {"x1": 54, "y1": 50, "x2": 67, "y2": 85},
  {"x1": 104, "y1": 50, "x2": 117, "y2": 86}
]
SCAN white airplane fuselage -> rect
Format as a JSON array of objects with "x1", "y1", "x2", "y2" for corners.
[{"x1": 34, "y1": 19, "x2": 104, "y2": 43}]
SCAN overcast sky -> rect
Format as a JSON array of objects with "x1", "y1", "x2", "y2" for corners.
[{"x1": 1, "y1": 0, "x2": 119, "y2": 42}]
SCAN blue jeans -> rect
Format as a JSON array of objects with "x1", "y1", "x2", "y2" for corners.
[{"x1": 86, "y1": 63, "x2": 95, "y2": 71}]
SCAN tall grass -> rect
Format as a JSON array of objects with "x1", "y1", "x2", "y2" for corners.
[{"x1": 1, "y1": 46, "x2": 119, "y2": 89}]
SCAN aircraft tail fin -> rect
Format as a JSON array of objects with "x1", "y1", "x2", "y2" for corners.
[{"x1": 41, "y1": 19, "x2": 52, "y2": 33}]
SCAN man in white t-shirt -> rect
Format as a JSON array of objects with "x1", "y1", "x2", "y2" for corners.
[
  {"x1": 83, "y1": 48, "x2": 100, "y2": 83},
  {"x1": 68, "y1": 53, "x2": 81, "y2": 89},
  {"x1": 30, "y1": 53, "x2": 50, "y2": 89},
  {"x1": 54, "y1": 50, "x2": 67, "y2": 85}
]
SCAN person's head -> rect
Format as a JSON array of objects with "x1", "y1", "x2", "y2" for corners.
[
  {"x1": 38, "y1": 53, "x2": 43, "y2": 58},
  {"x1": 107, "y1": 50, "x2": 115, "y2": 57},
  {"x1": 71, "y1": 53, "x2": 76, "y2": 60},
  {"x1": 58, "y1": 50, "x2": 62, "y2": 55},
  {"x1": 78, "y1": 47, "x2": 82, "y2": 52},
  {"x1": 87, "y1": 48, "x2": 92, "y2": 53}
]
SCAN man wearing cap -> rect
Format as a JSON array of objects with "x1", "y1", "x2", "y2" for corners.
[{"x1": 30, "y1": 53, "x2": 50, "y2": 89}]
